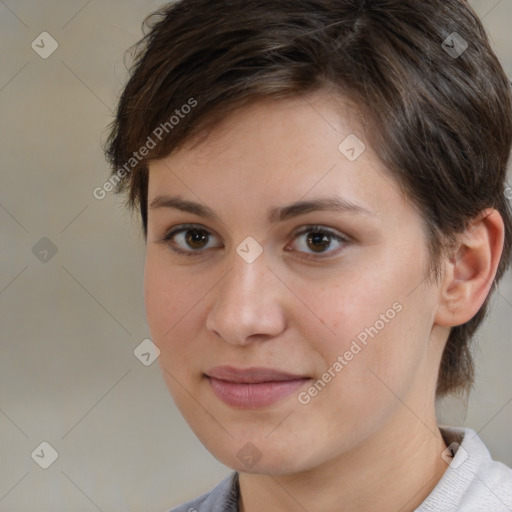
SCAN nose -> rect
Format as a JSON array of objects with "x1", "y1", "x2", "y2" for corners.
[{"x1": 206, "y1": 245, "x2": 287, "y2": 346}]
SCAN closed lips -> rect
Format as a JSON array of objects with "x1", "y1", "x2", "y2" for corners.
[
  {"x1": 205, "y1": 366, "x2": 309, "y2": 383},
  {"x1": 205, "y1": 366, "x2": 312, "y2": 408}
]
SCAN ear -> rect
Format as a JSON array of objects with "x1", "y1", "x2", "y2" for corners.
[{"x1": 434, "y1": 209, "x2": 505, "y2": 327}]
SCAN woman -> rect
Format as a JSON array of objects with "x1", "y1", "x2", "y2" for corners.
[{"x1": 104, "y1": 0, "x2": 512, "y2": 510}]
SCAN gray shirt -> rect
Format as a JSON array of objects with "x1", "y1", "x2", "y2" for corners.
[{"x1": 169, "y1": 427, "x2": 512, "y2": 511}]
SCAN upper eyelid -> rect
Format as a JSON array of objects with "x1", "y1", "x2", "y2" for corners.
[
  {"x1": 163, "y1": 223, "x2": 219, "y2": 241},
  {"x1": 162, "y1": 223, "x2": 347, "y2": 240},
  {"x1": 291, "y1": 224, "x2": 348, "y2": 239}
]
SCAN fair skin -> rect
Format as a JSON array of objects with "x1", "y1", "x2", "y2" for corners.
[{"x1": 144, "y1": 89, "x2": 504, "y2": 512}]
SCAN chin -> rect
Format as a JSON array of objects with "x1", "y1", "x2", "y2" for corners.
[{"x1": 200, "y1": 436, "x2": 318, "y2": 476}]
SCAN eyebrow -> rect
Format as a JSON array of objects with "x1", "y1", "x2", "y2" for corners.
[{"x1": 149, "y1": 195, "x2": 377, "y2": 223}]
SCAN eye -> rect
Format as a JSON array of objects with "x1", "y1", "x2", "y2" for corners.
[
  {"x1": 158, "y1": 223, "x2": 348, "y2": 259},
  {"x1": 285, "y1": 225, "x2": 348, "y2": 259},
  {"x1": 159, "y1": 224, "x2": 221, "y2": 256}
]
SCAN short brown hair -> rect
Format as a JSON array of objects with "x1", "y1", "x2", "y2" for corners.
[{"x1": 104, "y1": 0, "x2": 512, "y2": 398}]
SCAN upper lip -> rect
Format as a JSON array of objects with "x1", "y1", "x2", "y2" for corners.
[{"x1": 205, "y1": 365, "x2": 309, "y2": 383}]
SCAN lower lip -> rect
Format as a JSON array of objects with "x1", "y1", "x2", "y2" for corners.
[{"x1": 207, "y1": 376, "x2": 311, "y2": 409}]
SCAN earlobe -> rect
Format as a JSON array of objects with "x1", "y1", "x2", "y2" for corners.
[{"x1": 434, "y1": 209, "x2": 505, "y2": 328}]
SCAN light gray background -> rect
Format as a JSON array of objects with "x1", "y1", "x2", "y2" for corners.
[{"x1": 0, "y1": 1, "x2": 511, "y2": 510}]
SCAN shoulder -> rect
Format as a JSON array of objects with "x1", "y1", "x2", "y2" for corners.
[
  {"x1": 168, "y1": 472, "x2": 240, "y2": 512},
  {"x1": 416, "y1": 426, "x2": 512, "y2": 512}
]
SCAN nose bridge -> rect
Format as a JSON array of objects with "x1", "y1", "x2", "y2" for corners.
[
  {"x1": 219, "y1": 244, "x2": 269, "y2": 312},
  {"x1": 206, "y1": 243, "x2": 285, "y2": 343}
]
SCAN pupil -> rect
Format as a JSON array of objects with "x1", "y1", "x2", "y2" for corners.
[
  {"x1": 308, "y1": 232, "x2": 330, "y2": 252},
  {"x1": 186, "y1": 229, "x2": 207, "y2": 248}
]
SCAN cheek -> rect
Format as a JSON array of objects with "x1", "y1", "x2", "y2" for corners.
[
  {"x1": 143, "y1": 252, "x2": 200, "y2": 354},
  {"x1": 144, "y1": 250, "x2": 228, "y2": 385},
  {"x1": 302, "y1": 261, "x2": 430, "y2": 395},
  {"x1": 144, "y1": 256, "x2": 173, "y2": 340},
  {"x1": 144, "y1": 258, "x2": 202, "y2": 409},
  {"x1": 298, "y1": 269, "x2": 400, "y2": 351}
]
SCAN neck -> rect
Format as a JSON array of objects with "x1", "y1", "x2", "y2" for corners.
[{"x1": 238, "y1": 411, "x2": 448, "y2": 512}]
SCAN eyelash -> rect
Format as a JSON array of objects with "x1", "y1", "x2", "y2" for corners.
[{"x1": 159, "y1": 223, "x2": 349, "y2": 260}]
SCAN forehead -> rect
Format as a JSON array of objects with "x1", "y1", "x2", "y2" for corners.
[
  {"x1": 176, "y1": 89, "x2": 367, "y2": 161},
  {"x1": 146, "y1": 89, "x2": 407, "y2": 225}
]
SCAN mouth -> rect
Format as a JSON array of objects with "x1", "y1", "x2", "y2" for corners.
[{"x1": 204, "y1": 365, "x2": 312, "y2": 409}]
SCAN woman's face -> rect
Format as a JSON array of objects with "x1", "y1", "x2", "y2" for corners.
[{"x1": 144, "y1": 90, "x2": 446, "y2": 474}]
